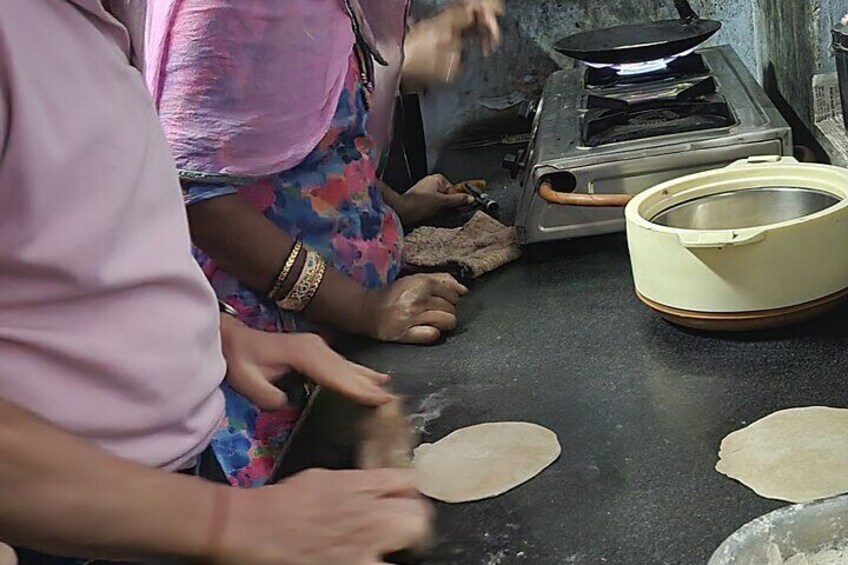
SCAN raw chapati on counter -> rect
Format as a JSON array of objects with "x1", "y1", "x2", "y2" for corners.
[
  {"x1": 716, "y1": 406, "x2": 848, "y2": 503},
  {"x1": 411, "y1": 422, "x2": 561, "y2": 503}
]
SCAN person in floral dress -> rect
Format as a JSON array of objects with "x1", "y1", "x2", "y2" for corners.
[{"x1": 147, "y1": 0, "x2": 502, "y2": 487}]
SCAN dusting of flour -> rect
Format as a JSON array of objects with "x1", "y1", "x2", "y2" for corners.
[{"x1": 768, "y1": 542, "x2": 848, "y2": 564}]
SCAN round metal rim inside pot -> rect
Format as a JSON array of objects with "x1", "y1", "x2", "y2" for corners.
[{"x1": 650, "y1": 187, "x2": 842, "y2": 230}]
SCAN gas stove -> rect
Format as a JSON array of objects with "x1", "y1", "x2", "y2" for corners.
[{"x1": 507, "y1": 45, "x2": 792, "y2": 244}]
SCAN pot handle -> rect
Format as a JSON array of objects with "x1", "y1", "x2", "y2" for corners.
[
  {"x1": 677, "y1": 229, "x2": 767, "y2": 249},
  {"x1": 674, "y1": 0, "x2": 699, "y2": 22},
  {"x1": 539, "y1": 180, "x2": 633, "y2": 207},
  {"x1": 726, "y1": 155, "x2": 799, "y2": 168}
]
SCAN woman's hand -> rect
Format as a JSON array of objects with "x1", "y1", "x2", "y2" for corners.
[
  {"x1": 447, "y1": 0, "x2": 505, "y2": 55},
  {"x1": 220, "y1": 469, "x2": 432, "y2": 564},
  {"x1": 402, "y1": 0, "x2": 505, "y2": 93},
  {"x1": 395, "y1": 174, "x2": 473, "y2": 227},
  {"x1": 220, "y1": 315, "x2": 394, "y2": 411},
  {"x1": 363, "y1": 274, "x2": 468, "y2": 344}
]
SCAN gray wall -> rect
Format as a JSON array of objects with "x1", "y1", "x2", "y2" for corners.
[
  {"x1": 756, "y1": 0, "x2": 845, "y2": 124},
  {"x1": 412, "y1": 0, "x2": 845, "y2": 158}
]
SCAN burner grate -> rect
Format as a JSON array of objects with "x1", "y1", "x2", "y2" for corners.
[{"x1": 581, "y1": 77, "x2": 736, "y2": 146}]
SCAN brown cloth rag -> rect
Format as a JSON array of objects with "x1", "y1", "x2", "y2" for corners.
[{"x1": 403, "y1": 211, "x2": 521, "y2": 278}]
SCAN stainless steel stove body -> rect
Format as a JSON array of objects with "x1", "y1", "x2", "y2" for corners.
[{"x1": 511, "y1": 45, "x2": 792, "y2": 244}]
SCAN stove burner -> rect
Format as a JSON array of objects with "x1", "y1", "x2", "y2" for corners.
[
  {"x1": 587, "y1": 76, "x2": 719, "y2": 108},
  {"x1": 631, "y1": 109, "x2": 685, "y2": 125},
  {"x1": 586, "y1": 48, "x2": 695, "y2": 72},
  {"x1": 585, "y1": 52, "x2": 710, "y2": 89},
  {"x1": 582, "y1": 77, "x2": 735, "y2": 146}
]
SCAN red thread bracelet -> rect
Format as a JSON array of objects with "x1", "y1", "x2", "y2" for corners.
[{"x1": 207, "y1": 487, "x2": 231, "y2": 563}]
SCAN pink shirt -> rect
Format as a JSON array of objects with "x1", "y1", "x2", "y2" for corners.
[
  {"x1": 145, "y1": 0, "x2": 409, "y2": 180},
  {"x1": 0, "y1": 0, "x2": 226, "y2": 470}
]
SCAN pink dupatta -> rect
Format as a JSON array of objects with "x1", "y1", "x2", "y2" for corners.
[{"x1": 145, "y1": 0, "x2": 408, "y2": 181}]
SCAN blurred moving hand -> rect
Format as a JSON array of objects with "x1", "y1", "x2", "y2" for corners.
[{"x1": 402, "y1": 0, "x2": 505, "y2": 92}]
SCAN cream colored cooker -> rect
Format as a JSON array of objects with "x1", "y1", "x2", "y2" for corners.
[{"x1": 625, "y1": 156, "x2": 848, "y2": 330}]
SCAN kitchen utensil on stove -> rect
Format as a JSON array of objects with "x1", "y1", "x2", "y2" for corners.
[
  {"x1": 709, "y1": 494, "x2": 848, "y2": 564},
  {"x1": 625, "y1": 156, "x2": 848, "y2": 331},
  {"x1": 554, "y1": 0, "x2": 722, "y2": 65}
]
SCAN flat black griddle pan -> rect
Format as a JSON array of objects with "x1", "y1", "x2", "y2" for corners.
[{"x1": 554, "y1": 0, "x2": 721, "y2": 65}]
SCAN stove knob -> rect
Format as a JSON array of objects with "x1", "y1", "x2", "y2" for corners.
[{"x1": 502, "y1": 149, "x2": 527, "y2": 179}]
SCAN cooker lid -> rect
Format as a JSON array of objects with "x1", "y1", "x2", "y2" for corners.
[
  {"x1": 554, "y1": 0, "x2": 721, "y2": 65},
  {"x1": 650, "y1": 187, "x2": 842, "y2": 230}
]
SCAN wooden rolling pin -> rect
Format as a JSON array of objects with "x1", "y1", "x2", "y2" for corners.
[{"x1": 358, "y1": 397, "x2": 432, "y2": 562}]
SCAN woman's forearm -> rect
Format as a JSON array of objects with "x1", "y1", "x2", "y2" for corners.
[
  {"x1": 378, "y1": 182, "x2": 410, "y2": 224},
  {"x1": 187, "y1": 194, "x2": 294, "y2": 293},
  {"x1": 0, "y1": 398, "x2": 215, "y2": 560},
  {"x1": 187, "y1": 194, "x2": 373, "y2": 336}
]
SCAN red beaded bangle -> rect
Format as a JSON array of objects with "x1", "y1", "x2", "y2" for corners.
[{"x1": 206, "y1": 487, "x2": 231, "y2": 563}]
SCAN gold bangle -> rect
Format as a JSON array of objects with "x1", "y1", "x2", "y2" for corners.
[
  {"x1": 278, "y1": 249, "x2": 327, "y2": 312},
  {"x1": 268, "y1": 240, "x2": 303, "y2": 301}
]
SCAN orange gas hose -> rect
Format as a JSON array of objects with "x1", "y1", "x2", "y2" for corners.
[{"x1": 538, "y1": 180, "x2": 633, "y2": 207}]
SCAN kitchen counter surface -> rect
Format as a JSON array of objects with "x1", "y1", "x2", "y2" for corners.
[{"x1": 280, "y1": 145, "x2": 848, "y2": 564}]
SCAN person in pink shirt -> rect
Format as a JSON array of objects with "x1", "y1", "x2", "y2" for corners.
[{"x1": 0, "y1": 1, "x2": 430, "y2": 563}]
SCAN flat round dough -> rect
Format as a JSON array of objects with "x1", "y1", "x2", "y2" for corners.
[
  {"x1": 411, "y1": 422, "x2": 561, "y2": 503},
  {"x1": 716, "y1": 406, "x2": 848, "y2": 503}
]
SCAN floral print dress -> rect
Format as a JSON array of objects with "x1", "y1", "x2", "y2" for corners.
[{"x1": 182, "y1": 54, "x2": 403, "y2": 487}]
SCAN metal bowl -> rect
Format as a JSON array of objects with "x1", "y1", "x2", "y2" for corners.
[
  {"x1": 709, "y1": 495, "x2": 848, "y2": 564},
  {"x1": 651, "y1": 187, "x2": 842, "y2": 230}
]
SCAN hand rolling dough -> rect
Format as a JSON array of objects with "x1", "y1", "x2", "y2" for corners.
[
  {"x1": 716, "y1": 406, "x2": 848, "y2": 503},
  {"x1": 411, "y1": 422, "x2": 561, "y2": 503},
  {"x1": 357, "y1": 397, "x2": 415, "y2": 469},
  {"x1": 357, "y1": 398, "x2": 432, "y2": 557}
]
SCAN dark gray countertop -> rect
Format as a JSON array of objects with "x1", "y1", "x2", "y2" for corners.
[{"x1": 279, "y1": 145, "x2": 848, "y2": 565}]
